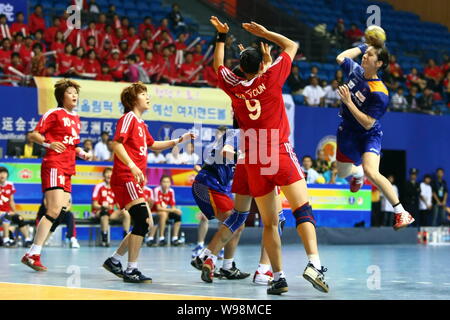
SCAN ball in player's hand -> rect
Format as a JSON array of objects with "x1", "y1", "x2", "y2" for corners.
[{"x1": 365, "y1": 25, "x2": 386, "y2": 47}]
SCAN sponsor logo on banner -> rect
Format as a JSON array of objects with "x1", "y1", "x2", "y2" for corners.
[{"x1": 315, "y1": 135, "x2": 337, "y2": 163}]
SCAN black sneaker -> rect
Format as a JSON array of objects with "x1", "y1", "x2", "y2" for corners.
[
  {"x1": 102, "y1": 257, "x2": 124, "y2": 278},
  {"x1": 158, "y1": 239, "x2": 167, "y2": 246},
  {"x1": 4, "y1": 240, "x2": 16, "y2": 248},
  {"x1": 123, "y1": 269, "x2": 152, "y2": 283},
  {"x1": 267, "y1": 277, "x2": 288, "y2": 295},
  {"x1": 101, "y1": 241, "x2": 110, "y2": 247},
  {"x1": 24, "y1": 240, "x2": 33, "y2": 248},
  {"x1": 219, "y1": 262, "x2": 251, "y2": 280},
  {"x1": 302, "y1": 263, "x2": 329, "y2": 293},
  {"x1": 171, "y1": 239, "x2": 181, "y2": 246},
  {"x1": 191, "y1": 256, "x2": 203, "y2": 270},
  {"x1": 146, "y1": 239, "x2": 156, "y2": 247}
]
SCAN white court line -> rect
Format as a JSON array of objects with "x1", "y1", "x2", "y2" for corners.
[
  {"x1": 416, "y1": 282, "x2": 432, "y2": 285},
  {"x1": 391, "y1": 280, "x2": 407, "y2": 283},
  {"x1": 9, "y1": 264, "x2": 19, "y2": 266},
  {"x1": 443, "y1": 283, "x2": 450, "y2": 286},
  {"x1": 346, "y1": 278, "x2": 356, "y2": 281}
]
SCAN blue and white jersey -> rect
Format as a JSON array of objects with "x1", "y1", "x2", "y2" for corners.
[
  {"x1": 195, "y1": 129, "x2": 240, "y2": 194},
  {"x1": 339, "y1": 57, "x2": 389, "y2": 133}
]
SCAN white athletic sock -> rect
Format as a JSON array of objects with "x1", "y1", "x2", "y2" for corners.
[
  {"x1": 3, "y1": 237, "x2": 10, "y2": 242},
  {"x1": 25, "y1": 237, "x2": 32, "y2": 242},
  {"x1": 222, "y1": 258, "x2": 234, "y2": 270},
  {"x1": 111, "y1": 251, "x2": 123, "y2": 264},
  {"x1": 308, "y1": 254, "x2": 322, "y2": 270},
  {"x1": 209, "y1": 254, "x2": 218, "y2": 266},
  {"x1": 199, "y1": 248, "x2": 211, "y2": 260},
  {"x1": 257, "y1": 263, "x2": 271, "y2": 274},
  {"x1": 197, "y1": 241, "x2": 204, "y2": 246},
  {"x1": 148, "y1": 237, "x2": 154, "y2": 241},
  {"x1": 171, "y1": 236, "x2": 178, "y2": 241},
  {"x1": 28, "y1": 244, "x2": 42, "y2": 255},
  {"x1": 126, "y1": 261, "x2": 138, "y2": 272},
  {"x1": 273, "y1": 271, "x2": 285, "y2": 281},
  {"x1": 394, "y1": 203, "x2": 405, "y2": 214},
  {"x1": 353, "y1": 165, "x2": 364, "y2": 179},
  {"x1": 159, "y1": 236, "x2": 165, "y2": 241}
]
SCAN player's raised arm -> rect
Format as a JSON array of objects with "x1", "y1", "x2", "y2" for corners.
[
  {"x1": 210, "y1": 16, "x2": 229, "y2": 73},
  {"x1": 242, "y1": 22, "x2": 298, "y2": 61},
  {"x1": 336, "y1": 45, "x2": 366, "y2": 65}
]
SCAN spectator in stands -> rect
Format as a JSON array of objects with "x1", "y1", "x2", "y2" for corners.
[
  {"x1": 287, "y1": 65, "x2": 305, "y2": 95},
  {"x1": 301, "y1": 155, "x2": 321, "y2": 184},
  {"x1": 147, "y1": 150, "x2": 166, "y2": 164},
  {"x1": 345, "y1": 23, "x2": 364, "y2": 44},
  {"x1": 12, "y1": 33, "x2": 24, "y2": 53},
  {"x1": 390, "y1": 87, "x2": 408, "y2": 112},
  {"x1": 10, "y1": 12, "x2": 28, "y2": 37},
  {"x1": 388, "y1": 55, "x2": 403, "y2": 82},
  {"x1": 92, "y1": 167, "x2": 131, "y2": 246},
  {"x1": 406, "y1": 67, "x2": 427, "y2": 90},
  {"x1": 419, "y1": 87, "x2": 435, "y2": 115},
  {"x1": 56, "y1": 43, "x2": 74, "y2": 76},
  {"x1": 192, "y1": 43, "x2": 204, "y2": 65},
  {"x1": 141, "y1": 50, "x2": 159, "y2": 82},
  {"x1": 44, "y1": 17, "x2": 60, "y2": 47},
  {"x1": 124, "y1": 54, "x2": 140, "y2": 82},
  {"x1": 94, "y1": 131, "x2": 111, "y2": 161},
  {"x1": 224, "y1": 34, "x2": 239, "y2": 61},
  {"x1": 96, "y1": 13, "x2": 107, "y2": 32},
  {"x1": 308, "y1": 65, "x2": 320, "y2": 82},
  {"x1": 106, "y1": 5, "x2": 116, "y2": 21},
  {"x1": 443, "y1": 70, "x2": 450, "y2": 106},
  {"x1": 431, "y1": 168, "x2": 448, "y2": 226},
  {"x1": 44, "y1": 64, "x2": 56, "y2": 77},
  {"x1": 106, "y1": 139, "x2": 114, "y2": 161},
  {"x1": 159, "y1": 46, "x2": 178, "y2": 84},
  {"x1": 3, "y1": 52, "x2": 25, "y2": 85},
  {"x1": 72, "y1": 47, "x2": 86, "y2": 76},
  {"x1": 180, "y1": 142, "x2": 200, "y2": 164},
  {"x1": 335, "y1": 69, "x2": 344, "y2": 86},
  {"x1": 302, "y1": 77, "x2": 325, "y2": 107},
  {"x1": 168, "y1": 3, "x2": 187, "y2": 33},
  {"x1": 0, "y1": 38, "x2": 12, "y2": 68},
  {"x1": 323, "y1": 79, "x2": 340, "y2": 107},
  {"x1": 81, "y1": 139, "x2": 96, "y2": 161},
  {"x1": 0, "y1": 14, "x2": 9, "y2": 42},
  {"x1": 406, "y1": 85, "x2": 421, "y2": 112},
  {"x1": 30, "y1": 43, "x2": 46, "y2": 76},
  {"x1": 108, "y1": 49, "x2": 125, "y2": 80},
  {"x1": 403, "y1": 168, "x2": 421, "y2": 227},
  {"x1": 424, "y1": 59, "x2": 443, "y2": 90},
  {"x1": 96, "y1": 64, "x2": 113, "y2": 81},
  {"x1": 28, "y1": 5, "x2": 46, "y2": 35},
  {"x1": 166, "y1": 145, "x2": 184, "y2": 164},
  {"x1": 17, "y1": 131, "x2": 44, "y2": 158},
  {"x1": 180, "y1": 51, "x2": 199, "y2": 84},
  {"x1": 152, "y1": 175, "x2": 183, "y2": 246},
  {"x1": 84, "y1": 49, "x2": 101, "y2": 75},
  {"x1": 139, "y1": 17, "x2": 155, "y2": 36},
  {"x1": 314, "y1": 149, "x2": 330, "y2": 174},
  {"x1": 419, "y1": 174, "x2": 433, "y2": 227},
  {"x1": 324, "y1": 161, "x2": 348, "y2": 185},
  {"x1": 332, "y1": 18, "x2": 346, "y2": 47},
  {"x1": 380, "y1": 174, "x2": 399, "y2": 226},
  {"x1": 88, "y1": 0, "x2": 100, "y2": 14},
  {"x1": 50, "y1": 31, "x2": 65, "y2": 55}
]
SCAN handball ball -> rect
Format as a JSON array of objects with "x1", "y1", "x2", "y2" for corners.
[{"x1": 365, "y1": 25, "x2": 386, "y2": 47}]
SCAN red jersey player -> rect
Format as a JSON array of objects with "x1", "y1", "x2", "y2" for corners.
[
  {"x1": 102, "y1": 82, "x2": 196, "y2": 283},
  {"x1": 205, "y1": 17, "x2": 329, "y2": 294},
  {"x1": 148, "y1": 175, "x2": 182, "y2": 246},
  {"x1": 0, "y1": 166, "x2": 32, "y2": 247},
  {"x1": 22, "y1": 79, "x2": 92, "y2": 271},
  {"x1": 92, "y1": 167, "x2": 131, "y2": 247}
]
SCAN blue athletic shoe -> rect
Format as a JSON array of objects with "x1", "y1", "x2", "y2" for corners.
[
  {"x1": 218, "y1": 248, "x2": 225, "y2": 260},
  {"x1": 191, "y1": 244, "x2": 204, "y2": 258}
]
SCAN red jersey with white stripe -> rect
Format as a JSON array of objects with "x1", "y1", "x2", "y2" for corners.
[
  {"x1": 0, "y1": 181, "x2": 15, "y2": 212},
  {"x1": 217, "y1": 52, "x2": 292, "y2": 161},
  {"x1": 92, "y1": 182, "x2": 116, "y2": 214},
  {"x1": 143, "y1": 186, "x2": 154, "y2": 202},
  {"x1": 111, "y1": 111, "x2": 155, "y2": 184},
  {"x1": 154, "y1": 186, "x2": 176, "y2": 207},
  {"x1": 35, "y1": 108, "x2": 81, "y2": 175}
]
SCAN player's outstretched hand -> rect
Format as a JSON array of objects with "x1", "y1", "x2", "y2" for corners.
[
  {"x1": 242, "y1": 21, "x2": 269, "y2": 38},
  {"x1": 210, "y1": 16, "x2": 229, "y2": 33},
  {"x1": 260, "y1": 42, "x2": 272, "y2": 69},
  {"x1": 180, "y1": 132, "x2": 197, "y2": 143},
  {"x1": 337, "y1": 84, "x2": 352, "y2": 106}
]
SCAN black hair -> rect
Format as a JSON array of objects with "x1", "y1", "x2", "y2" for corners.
[
  {"x1": 11, "y1": 52, "x2": 20, "y2": 59},
  {"x1": 424, "y1": 174, "x2": 432, "y2": 180},
  {"x1": 232, "y1": 65, "x2": 245, "y2": 78},
  {"x1": 217, "y1": 125, "x2": 228, "y2": 132},
  {"x1": 160, "y1": 175, "x2": 172, "y2": 183},
  {"x1": 32, "y1": 43, "x2": 43, "y2": 51},
  {"x1": 0, "y1": 166, "x2": 9, "y2": 175},
  {"x1": 101, "y1": 131, "x2": 110, "y2": 136},
  {"x1": 373, "y1": 45, "x2": 389, "y2": 71},
  {"x1": 302, "y1": 155, "x2": 313, "y2": 161},
  {"x1": 0, "y1": 14, "x2": 6, "y2": 20},
  {"x1": 127, "y1": 54, "x2": 137, "y2": 62},
  {"x1": 239, "y1": 47, "x2": 262, "y2": 74},
  {"x1": 436, "y1": 168, "x2": 444, "y2": 173}
]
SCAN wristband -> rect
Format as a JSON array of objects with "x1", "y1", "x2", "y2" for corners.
[
  {"x1": 128, "y1": 162, "x2": 136, "y2": 169},
  {"x1": 42, "y1": 142, "x2": 50, "y2": 148},
  {"x1": 216, "y1": 32, "x2": 226, "y2": 43},
  {"x1": 358, "y1": 44, "x2": 368, "y2": 54},
  {"x1": 77, "y1": 149, "x2": 87, "y2": 159}
]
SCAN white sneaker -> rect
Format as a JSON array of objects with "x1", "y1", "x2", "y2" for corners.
[
  {"x1": 70, "y1": 237, "x2": 80, "y2": 249},
  {"x1": 252, "y1": 270, "x2": 273, "y2": 285}
]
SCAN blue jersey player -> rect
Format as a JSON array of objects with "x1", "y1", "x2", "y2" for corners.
[{"x1": 335, "y1": 42, "x2": 414, "y2": 230}]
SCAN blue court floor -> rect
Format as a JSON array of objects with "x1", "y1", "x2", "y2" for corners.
[{"x1": 1, "y1": 244, "x2": 449, "y2": 300}]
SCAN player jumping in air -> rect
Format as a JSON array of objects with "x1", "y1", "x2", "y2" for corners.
[
  {"x1": 206, "y1": 17, "x2": 329, "y2": 295},
  {"x1": 21, "y1": 79, "x2": 92, "y2": 271},
  {"x1": 335, "y1": 40, "x2": 414, "y2": 230},
  {"x1": 102, "y1": 82, "x2": 195, "y2": 283}
]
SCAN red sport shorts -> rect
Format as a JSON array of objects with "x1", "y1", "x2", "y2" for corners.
[
  {"x1": 111, "y1": 179, "x2": 145, "y2": 209},
  {"x1": 41, "y1": 165, "x2": 72, "y2": 193}
]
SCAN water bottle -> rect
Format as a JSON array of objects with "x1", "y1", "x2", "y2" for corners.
[
  {"x1": 84, "y1": 211, "x2": 90, "y2": 219},
  {"x1": 179, "y1": 232, "x2": 185, "y2": 244}
]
